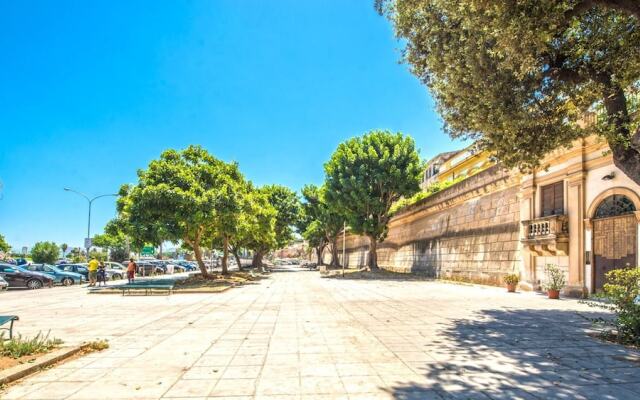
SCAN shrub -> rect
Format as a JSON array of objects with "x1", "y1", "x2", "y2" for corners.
[
  {"x1": 31, "y1": 241, "x2": 60, "y2": 264},
  {"x1": 584, "y1": 267, "x2": 640, "y2": 346},
  {"x1": 504, "y1": 274, "x2": 519, "y2": 285},
  {"x1": 0, "y1": 331, "x2": 63, "y2": 358},
  {"x1": 543, "y1": 264, "x2": 566, "y2": 291}
]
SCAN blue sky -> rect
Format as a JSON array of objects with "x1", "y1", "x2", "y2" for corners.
[{"x1": 0, "y1": 1, "x2": 464, "y2": 250}]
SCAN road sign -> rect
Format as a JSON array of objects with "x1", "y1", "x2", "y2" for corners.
[
  {"x1": 141, "y1": 246, "x2": 155, "y2": 256},
  {"x1": 84, "y1": 238, "x2": 92, "y2": 249}
]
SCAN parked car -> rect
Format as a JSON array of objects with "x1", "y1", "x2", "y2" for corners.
[
  {"x1": 0, "y1": 263, "x2": 54, "y2": 289},
  {"x1": 59, "y1": 264, "x2": 89, "y2": 279},
  {"x1": 0, "y1": 275, "x2": 8, "y2": 290},
  {"x1": 22, "y1": 264, "x2": 84, "y2": 286},
  {"x1": 135, "y1": 261, "x2": 164, "y2": 276},
  {"x1": 104, "y1": 262, "x2": 126, "y2": 280}
]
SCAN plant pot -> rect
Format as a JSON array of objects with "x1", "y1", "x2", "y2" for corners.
[
  {"x1": 547, "y1": 289, "x2": 560, "y2": 299},
  {"x1": 506, "y1": 283, "x2": 517, "y2": 293}
]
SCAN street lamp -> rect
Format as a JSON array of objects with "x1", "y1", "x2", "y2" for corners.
[{"x1": 63, "y1": 188, "x2": 118, "y2": 257}]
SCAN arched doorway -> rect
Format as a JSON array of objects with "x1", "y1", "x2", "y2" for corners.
[{"x1": 592, "y1": 195, "x2": 637, "y2": 291}]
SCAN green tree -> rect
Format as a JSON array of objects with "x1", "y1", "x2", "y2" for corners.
[
  {"x1": 121, "y1": 145, "x2": 244, "y2": 277},
  {"x1": 263, "y1": 185, "x2": 301, "y2": 248},
  {"x1": 325, "y1": 130, "x2": 422, "y2": 269},
  {"x1": 228, "y1": 184, "x2": 277, "y2": 270},
  {"x1": 0, "y1": 234, "x2": 10, "y2": 253},
  {"x1": 31, "y1": 241, "x2": 60, "y2": 264},
  {"x1": 68, "y1": 247, "x2": 85, "y2": 263},
  {"x1": 379, "y1": 0, "x2": 640, "y2": 182},
  {"x1": 60, "y1": 243, "x2": 68, "y2": 257},
  {"x1": 299, "y1": 184, "x2": 343, "y2": 266},
  {"x1": 92, "y1": 219, "x2": 131, "y2": 262}
]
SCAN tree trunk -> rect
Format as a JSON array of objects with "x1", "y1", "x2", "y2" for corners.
[
  {"x1": 233, "y1": 249, "x2": 243, "y2": 271},
  {"x1": 315, "y1": 247, "x2": 323, "y2": 265},
  {"x1": 193, "y1": 243, "x2": 209, "y2": 277},
  {"x1": 367, "y1": 235, "x2": 378, "y2": 270},
  {"x1": 330, "y1": 237, "x2": 339, "y2": 267},
  {"x1": 222, "y1": 236, "x2": 229, "y2": 275},
  {"x1": 252, "y1": 251, "x2": 264, "y2": 268},
  {"x1": 594, "y1": 0, "x2": 640, "y2": 19},
  {"x1": 601, "y1": 79, "x2": 640, "y2": 185}
]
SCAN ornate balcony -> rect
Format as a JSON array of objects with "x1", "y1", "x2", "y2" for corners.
[{"x1": 521, "y1": 215, "x2": 569, "y2": 256}]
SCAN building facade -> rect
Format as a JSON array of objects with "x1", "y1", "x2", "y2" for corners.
[{"x1": 335, "y1": 136, "x2": 640, "y2": 297}]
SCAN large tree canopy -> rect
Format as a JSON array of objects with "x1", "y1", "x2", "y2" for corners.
[
  {"x1": 379, "y1": 0, "x2": 640, "y2": 182},
  {"x1": 31, "y1": 241, "x2": 60, "y2": 264},
  {"x1": 299, "y1": 184, "x2": 343, "y2": 266},
  {"x1": 121, "y1": 145, "x2": 243, "y2": 277},
  {"x1": 325, "y1": 130, "x2": 422, "y2": 269}
]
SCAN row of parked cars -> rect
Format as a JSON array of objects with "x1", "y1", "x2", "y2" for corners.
[{"x1": 0, "y1": 259, "x2": 201, "y2": 290}]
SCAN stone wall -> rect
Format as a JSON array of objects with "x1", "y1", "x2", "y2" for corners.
[{"x1": 336, "y1": 165, "x2": 522, "y2": 285}]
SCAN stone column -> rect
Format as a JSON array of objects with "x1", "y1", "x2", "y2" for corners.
[
  {"x1": 583, "y1": 218, "x2": 593, "y2": 294},
  {"x1": 518, "y1": 180, "x2": 536, "y2": 289},
  {"x1": 566, "y1": 171, "x2": 586, "y2": 297}
]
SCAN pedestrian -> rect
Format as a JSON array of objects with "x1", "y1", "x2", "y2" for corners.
[
  {"x1": 87, "y1": 256, "x2": 99, "y2": 287},
  {"x1": 97, "y1": 261, "x2": 107, "y2": 287},
  {"x1": 127, "y1": 258, "x2": 137, "y2": 284}
]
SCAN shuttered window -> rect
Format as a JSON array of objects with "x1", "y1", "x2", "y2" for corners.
[{"x1": 541, "y1": 181, "x2": 564, "y2": 217}]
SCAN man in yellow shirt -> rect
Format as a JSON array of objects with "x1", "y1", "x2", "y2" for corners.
[{"x1": 87, "y1": 256, "x2": 99, "y2": 287}]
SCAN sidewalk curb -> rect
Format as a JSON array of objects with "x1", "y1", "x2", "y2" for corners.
[{"x1": 0, "y1": 345, "x2": 83, "y2": 385}]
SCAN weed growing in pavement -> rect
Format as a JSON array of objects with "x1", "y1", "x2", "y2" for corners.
[{"x1": 0, "y1": 331, "x2": 63, "y2": 358}]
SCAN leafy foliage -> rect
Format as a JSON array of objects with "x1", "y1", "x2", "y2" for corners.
[
  {"x1": 299, "y1": 184, "x2": 343, "y2": 265},
  {"x1": 0, "y1": 331, "x2": 63, "y2": 359},
  {"x1": 30, "y1": 241, "x2": 60, "y2": 264},
  {"x1": 0, "y1": 233, "x2": 11, "y2": 253},
  {"x1": 584, "y1": 267, "x2": 640, "y2": 346},
  {"x1": 390, "y1": 175, "x2": 466, "y2": 215},
  {"x1": 225, "y1": 183, "x2": 277, "y2": 270},
  {"x1": 120, "y1": 145, "x2": 244, "y2": 276},
  {"x1": 262, "y1": 185, "x2": 301, "y2": 249},
  {"x1": 380, "y1": 0, "x2": 640, "y2": 183},
  {"x1": 543, "y1": 264, "x2": 567, "y2": 291},
  {"x1": 325, "y1": 130, "x2": 422, "y2": 269}
]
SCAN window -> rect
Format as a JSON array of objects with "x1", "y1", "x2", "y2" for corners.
[
  {"x1": 594, "y1": 195, "x2": 636, "y2": 219},
  {"x1": 541, "y1": 181, "x2": 564, "y2": 217}
]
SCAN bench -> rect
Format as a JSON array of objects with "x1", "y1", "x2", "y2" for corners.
[
  {"x1": 0, "y1": 315, "x2": 19, "y2": 340},
  {"x1": 120, "y1": 283, "x2": 174, "y2": 296}
]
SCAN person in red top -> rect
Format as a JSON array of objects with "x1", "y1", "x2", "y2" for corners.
[{"x1": 127, "y1": 258, "x2": 136, "y2": 284}]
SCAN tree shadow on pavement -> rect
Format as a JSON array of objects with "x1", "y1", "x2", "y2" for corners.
[{"x1": 385, "y1": 308, "x2": 640, "y2": 400}]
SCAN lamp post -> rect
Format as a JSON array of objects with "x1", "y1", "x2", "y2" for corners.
[{"x1": 64, "y1": 188, "x2": 118, "y2": 257}]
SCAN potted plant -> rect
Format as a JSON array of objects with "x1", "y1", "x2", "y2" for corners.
[
  {"x1": 504, "y1": 274, "x2": 519, "y2": 293},
  {"x1": 543, "y1": 264, "x2": 566, "y2": 299}
]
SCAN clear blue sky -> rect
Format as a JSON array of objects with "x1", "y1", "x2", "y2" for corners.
[{"x1": 0, "y1": 0, "x2": 464, "y2": 250}]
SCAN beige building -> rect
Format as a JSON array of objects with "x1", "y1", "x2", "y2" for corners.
[{"x1": 336, "y1": 136, "x2": 640, "y2": 297}]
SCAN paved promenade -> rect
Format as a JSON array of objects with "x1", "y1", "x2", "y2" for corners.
[{"x1": 2, "y1": 266, "x2": 640, "y2": 399}]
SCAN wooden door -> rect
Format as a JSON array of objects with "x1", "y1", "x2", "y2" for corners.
[{"x1": 593, "y1": 214, "x2": 636, "y2": 291}]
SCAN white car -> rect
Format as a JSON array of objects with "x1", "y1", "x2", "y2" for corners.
[{"x1": 0, "y1": 275, "x2": 8, "y2": 290}]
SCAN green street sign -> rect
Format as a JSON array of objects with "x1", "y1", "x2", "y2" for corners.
[{"x1": 141, "y1": 246, "x2": 155, "y2": 256}]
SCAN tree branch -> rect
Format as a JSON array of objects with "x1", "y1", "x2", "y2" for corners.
[{"x1": 568, "y1": 0, "x2": 640, "y2": 19}]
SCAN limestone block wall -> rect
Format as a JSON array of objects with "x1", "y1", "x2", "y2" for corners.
[{"x1": 339, "y1": 165, "x2": 523, "y2": 285}]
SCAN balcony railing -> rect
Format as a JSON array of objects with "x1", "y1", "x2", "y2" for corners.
[
  {"x1": 521, "y1": 214, "x2": 569, "y2": 256},
  {"x1": 523, "y1": 214, "x2": 568, "y2": 239}
]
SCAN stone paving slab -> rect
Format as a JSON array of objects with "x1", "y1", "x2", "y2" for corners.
[{"x1": 1, "y1": 266, "x2": 640, "y2": 399}]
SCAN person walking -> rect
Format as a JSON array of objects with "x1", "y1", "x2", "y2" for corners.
[
  {"x1": 87, "y1": 256, "x2": 99, "y2": 287},
  {"x1": 127, "y1": 258, "x2": 137, "y2": 284},
  {"x1": 97, "y1": 261, "x2": 107, "y2": 287}
]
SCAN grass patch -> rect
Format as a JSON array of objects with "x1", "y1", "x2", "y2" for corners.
[{"x1": 0, "y1": 332, "x2": 63, "y2": 359}]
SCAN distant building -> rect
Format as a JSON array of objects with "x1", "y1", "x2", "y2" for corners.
[{"x1": 421, "y1": 145, "x2": 494, "y2": 189}]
